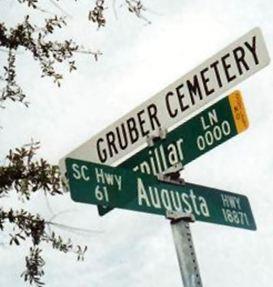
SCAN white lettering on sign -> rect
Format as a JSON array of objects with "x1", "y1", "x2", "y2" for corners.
[
  {"x1": 137, "y1": 178, "x2": 210, "y2": 217},
  {"x1": 72, "y1": 164, "x2": 90, "y2": 181},
  {"x1": 222, "y1": 209, "x2": 250, "y2": 226},
  {"x1": 60, "y1": 28, "x2": 270, "y2": 174},
  {"x1": 132, "y1": 138, "x2": 184, "y2": 175},
  {"x1": 95, "y1": 185, "x2": 110, "y2": 202},
  {"x1": 200, "y1": 109, "x2": 218, "y2": 130},
  {"x1": 221, "y1": 194, "x2": 242, "y2": 210},
  {"x1": 196, "y1": 121, "x2": 231, "y2": 151},
  {"x1": 95, "y1": 168, "x2": 122, "y2": 191},
  {"x1": 221, "y1": 194, "x2": 250, "y2": 226}
]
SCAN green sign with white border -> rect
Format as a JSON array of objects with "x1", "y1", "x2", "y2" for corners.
[{"x1": 66, "y1": 158, "x2": 256, "y2": 231}]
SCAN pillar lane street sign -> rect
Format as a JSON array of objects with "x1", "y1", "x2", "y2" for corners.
[
  {"x1": 120, "y1": 90, "x2": 248, "y2": 175},
  {"x1": 65, "y1": 158, "x2": 256, "y2": 231},
  {"x1": 59, "y1": 27, "x2": 270, "y2": 173},
  {"x1": 98, "y1": 90, "x2": 249, "y2": 215}
]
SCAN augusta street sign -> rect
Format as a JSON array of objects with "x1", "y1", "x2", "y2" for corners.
[{"x1": 65, "y1": 158, "x2": 256, "y2": 231}]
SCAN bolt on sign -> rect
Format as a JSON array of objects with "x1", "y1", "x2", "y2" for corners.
[
  {"x1": 98, "y1": 90, "x2": 249, "y2": 215},
  {"x1": 59, "y1": 27, "x2": 270, "y2": 175},
  {"x1": 65, "y1": 158, "x2": 256, "y2": 231}
]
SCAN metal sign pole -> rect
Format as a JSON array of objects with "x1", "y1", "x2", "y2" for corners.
[
  {"x1": 167, "y1": 211, "x2": 203, "y2": 287},
  {"x1": 156, "y1": 157, "x2": 202, "y2": 287}
]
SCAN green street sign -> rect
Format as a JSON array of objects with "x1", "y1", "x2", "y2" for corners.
[
  {"x1": 66, "y1": 158, "x2": 256, "y2": 231},
  {"x1": 120, "y1": 90, "x2": 248, "y2": 174},
  {"x1": 98, "y1": 90, "x2": 249, "y2": 215}
]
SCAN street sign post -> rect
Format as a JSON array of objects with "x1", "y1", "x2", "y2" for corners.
[
  {"x1": 65, "y1": 158, "x2": 256, "y2": 231},
  {"x1": 167, "y1": 212, "x2": 203, "y2": 287},
  {"x1": 98, "y1": 90, "x2": 249, "y2": 215},
  {"x1": 59, "y1": 27, "x2": 270, "y2": 173}
]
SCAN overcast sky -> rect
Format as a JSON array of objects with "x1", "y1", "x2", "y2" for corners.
[{"x1": 1, "y1": 0, "x2": 273, "y2": 286}]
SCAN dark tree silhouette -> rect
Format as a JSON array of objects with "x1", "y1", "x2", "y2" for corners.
[
  {"x1": 0, "y1": 0, "x2": 146, "y2": 286},
  {"x1": 0, "y1": 141, "x2": 89, "y2": 286}
]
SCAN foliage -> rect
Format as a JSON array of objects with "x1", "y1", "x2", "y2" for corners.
[
  {"x1": 21, "y1": 247, "x2": 45, "y2": 286},
  {"x1": 89, "y1": 0, "x2": 106, "y2": 28},
  {"x1": 0, "y1": 142, "x2": 87, "y2": 286},
  {"x1": 0, "y1": 0, "x2": 147, "y2": 108},
  {"x1": 88, "y1": 0, "x2": 149, "y2": 28},
  {"x1": 0, "y1": 142, "x2": 61, "y2": 199},
  {"x1": 0, "y1": 14, "x2": 79, "y2": 107},
  {"x1": 0, "y1": 0, "x2": 146, "y2": 285}
]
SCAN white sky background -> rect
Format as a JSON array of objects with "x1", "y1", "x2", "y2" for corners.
[{"x1": 0, "y1": 0, "x2": 273, "y2": 286}]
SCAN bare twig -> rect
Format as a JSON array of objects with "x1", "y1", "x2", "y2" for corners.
[{"x1": 49, "y1": 0, "x2": 73, "y2": 19}]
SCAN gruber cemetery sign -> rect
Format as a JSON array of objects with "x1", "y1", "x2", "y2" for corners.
[
  {"x1": 65, "y1": 158, "x2": 256, "y2": 231},
  {"x1": 59, "y1": 27, "x2": 270, "y2": 173}
]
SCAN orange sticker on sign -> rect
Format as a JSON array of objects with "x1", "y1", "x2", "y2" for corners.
[{"x1": 228, "y1": 91, "x2": 249, "y2": 133}]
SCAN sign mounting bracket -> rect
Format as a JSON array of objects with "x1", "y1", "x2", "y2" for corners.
[
  {"x1": 157, "y1": 162, "x2": 185, "y2": 185},
  {"x1": 146, "y1": 127, "x2": 167, "y2": 147}
]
